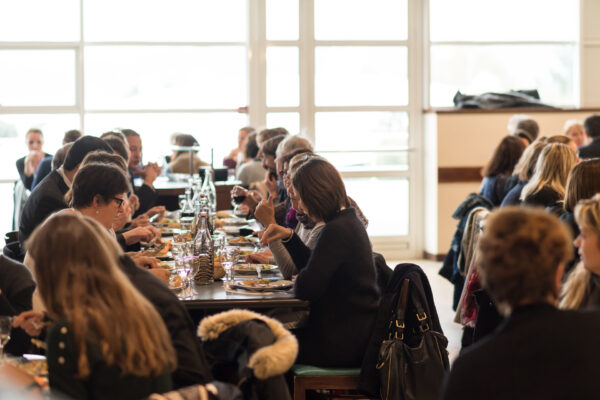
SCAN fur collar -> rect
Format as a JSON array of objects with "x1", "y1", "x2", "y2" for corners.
[{"x1": 198, "y1": 309, "x2": 298, "y2": 379}]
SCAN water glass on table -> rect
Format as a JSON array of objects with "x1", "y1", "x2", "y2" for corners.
[
  {"x1": 219, "y1": 247, "x2": 240, "y2": 286},
  {"x1": 0, "y1": 316, "x2": 12, "y2": 358}
]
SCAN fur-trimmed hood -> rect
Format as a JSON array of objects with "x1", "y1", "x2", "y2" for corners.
[{"x1": 198, "y1": 309, "x2": 298, "y2": 380}]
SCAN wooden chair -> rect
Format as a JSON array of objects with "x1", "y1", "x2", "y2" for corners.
[{"x1": 292, "y1": 364, "x2": 368, "y2": 400}]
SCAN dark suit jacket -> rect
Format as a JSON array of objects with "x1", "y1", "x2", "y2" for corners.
[
  {"x1": 31, "y1": 156, "x2": 53, "y2": 190},
  {"x1": 442, "y1": 303, "x2": 600, "y2": 400},
  {"x1": 578, "y1": 137, "x2": 600, "y2": 159},
  {"x1": 16, "y1": 153, "x2": 52, "y2": 191},
  {"x1": 19, "y1": 169, "x2": 69, "y2": 246},
  {"x1": 129, "y1": 174, "x2": 158, "y2": 217},
  {"x1": 119, "y1": 255, "x2": 212, "y2": 388}
]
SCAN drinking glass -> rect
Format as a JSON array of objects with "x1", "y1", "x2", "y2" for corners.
[
  {"x1": 219, "y1": 246, "x2": 240, "y2": 286},
  {"x1": 187, "y1": 255, "x2": 199, "y2": 296},
  {"x1": 255, "y1": 264, "x2": 262, "y2": 279},
  {"x1": 0, "y1": 316, "x2": 13, "y2": 358}
]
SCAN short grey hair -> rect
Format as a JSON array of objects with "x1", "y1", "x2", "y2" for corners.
[{"x1": 276, "y1": 135, "x2": 313, "y2": 159}]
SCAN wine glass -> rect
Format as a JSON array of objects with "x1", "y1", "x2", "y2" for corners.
[
  {"x1": 0, "y1": 316, "x2": 13, "y2": 358},
  {"x1": 255, "y1": 264, "x2": 262, "y2": 279},
  {"x1": 219, "y1": 246, "x2": 240, "y2": 286},
  {"x1": 187, "y1": 256, "x2": 199, "y2": 296}
]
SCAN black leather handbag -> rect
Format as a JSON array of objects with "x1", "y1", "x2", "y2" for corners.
[{"x1": 376, "y1": 279, "x2": 449, "y2": 400}]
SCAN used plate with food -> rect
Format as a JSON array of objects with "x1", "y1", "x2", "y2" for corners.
[
  {"x1": 141, "y1": 241, "x2": 172, "y2": 257},
  {"x1": 169, "y1": 275, "x2": 186, "y2": 291},
  {"x1": 215, "y1": 217, "x2": 247, "y2": 227},
  {"x1": 233, "y1": 279, "x2": 293, "y2": 292},
  {"x1": 216, "y1": 226, "x2": 241, "y2": 235},
  {"x1": 233, "y1": 263, "x2": 277, "y2": 275},
  {"x1": 227, "y1": 236, "x2": 257, "y2": 246}
]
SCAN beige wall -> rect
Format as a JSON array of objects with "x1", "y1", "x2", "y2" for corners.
[{"x1": 425, "y1": 109, "x2": 600, "y2": 255}]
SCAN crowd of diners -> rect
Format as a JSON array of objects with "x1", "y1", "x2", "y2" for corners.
[
  {"x1": 5, "y1": 113, "x2": 600, "y2": 398},
  {"x1": 1, "y1": 125, "x2": 380, "y2": 399},
  {"x1": 443, "y1": 114, "x2": 600, "y2": 399}
]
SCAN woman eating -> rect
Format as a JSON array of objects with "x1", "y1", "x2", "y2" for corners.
[
  {"x1": 260, "y1": 157, "x2": 379, "y2": 367},
  {"x1": 24, "y1": 214, "x2": 175, "y2": 399}
]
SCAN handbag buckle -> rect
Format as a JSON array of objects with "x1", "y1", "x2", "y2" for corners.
[
  {"x1": 416, "y1": 312, "x2": 427, "y2": 322},
  {"x1": 395, "y1": 320, "x2": 405, "y2": 329}
]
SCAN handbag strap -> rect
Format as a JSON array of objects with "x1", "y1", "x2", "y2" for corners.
[
  {"x1": 389, "y1": 279, "x2": 410, "y2": 339},
  {"x1": 391, "y1": 279, "x2": 432, "y2": 339}
]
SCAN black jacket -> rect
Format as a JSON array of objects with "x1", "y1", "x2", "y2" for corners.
[
  {"x1": 443, "y1": 304, "x2": 600, "y2": 400},
  {"x1": 578, "y1": 137, "x2": 600, "y2": 159},
  {"x1": 130, "y1": 174, "x2": 158, "y2": 217},
  {"x1": 119, "y1": 255, "x2": 212, "y2": 388},
  {"x1": 359, "y1": 263, "x2": 445, "y2": 397},
  {"x1": 19, "y1": 169, "x2": 69, "y2": 246},
  {"x1": 284, "y1": 208, "x2": 380, "y2": 367}
]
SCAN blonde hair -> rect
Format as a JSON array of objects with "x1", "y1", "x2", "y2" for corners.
[
  {"x1": 520, "y1": 143, "x2": 578, "y2": 201},
  {"x1": 26, "y1": 214, "x2": 176, "y2": 378},
  {"x1": 563, "y1": 119, "x2": 584, "y2": 135},
  {"x1": 560, "y1": 194, "x2": 600, "y2": 309},
  {"x1": 512, "y1": 137, "x2": 548, "y2": 181}
]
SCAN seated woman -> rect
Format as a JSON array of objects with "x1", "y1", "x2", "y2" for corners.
[
  {"x1": 479, "y1": 136, "x2": 525, "y2": 206},
  {"x1": 167, "y1": 134, "x2": 208, "y2": 174},
  {"x1": 16, "y1": 128, "x2": 52, "y2": 191},
  {"x1": 501, "y1": 138, "x2": 548, "y2": 207},
  {"x1": 235, "y1": 132, "x2": 265, "y2": 187},
  {"x1": 260, "y1": 157, "x2": 379, "y2": 367},
  {"x1": 443, "y1": 207, "x2": 600, "y2": 400},
  {"x1": 24, "y1": 214, "x2": 175, "y2": 399},
  {"x1": 557, "y1": 160, "x2": 600, "y2": 274},
  {"x1": 561, "y1": 194, "x2": 600, "y2": 309},
  {"x1": 520, "y1": 143, "x2": 578, "y2": 209}
]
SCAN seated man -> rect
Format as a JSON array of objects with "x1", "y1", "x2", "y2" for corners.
[
  {"x1": 19, "y1": 136, "x2": 112, "y2": 247},
  {"x1": 442, "y1": 207, "x2": 600, "y2": 400},
  {"x1": 122, "y1": 129, "x2": 160, "y2": 217}
]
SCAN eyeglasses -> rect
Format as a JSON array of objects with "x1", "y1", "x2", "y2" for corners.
[{"x1": 112, "y1": 197, "x2": 126, "y2": 208}]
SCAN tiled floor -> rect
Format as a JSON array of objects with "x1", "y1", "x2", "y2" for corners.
[{"x1": 389, "y1": 259, "x2": 462, "y2": 362}]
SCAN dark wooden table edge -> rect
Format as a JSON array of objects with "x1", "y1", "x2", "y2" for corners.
[{"x1": 182, "y1": 298, "x2": 310, "y2": 310}]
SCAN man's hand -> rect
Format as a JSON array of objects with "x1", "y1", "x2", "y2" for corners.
[{"x1": 143, "y1": 162, "x2": 160, "y2": 187}]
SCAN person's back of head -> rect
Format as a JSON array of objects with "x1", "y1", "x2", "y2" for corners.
[
  {"x1": 121, "y1": 128, "x2": 140, "y2": 139},
  {"x1": 63, "y1": 129, "x2": 82, "y2": 145},
  {"x1": 276, "y1": 135, "x2": 313, "y2": 159},
  {"x1": 100, "y1": 130, "x2": 127, "y2": 143},
  {"x1": 257, "y1": 128, "x2": 288, "y2": 147},
  {"x1": 516, "y1": 119, "x2": 539, "y2": 141},
  {"x1": 51, "y1": 143, "x2": 73, "y2": 170},
  {"x1": 520, "y1": 143, "x2": 578, "y2": 200},
  {"x1": 81, "y1": 150, "x2": 129, "y2": 173},
  {"x1": 62, "y1": 136, "x2": 113, "y2": 172},
  {"x1": 478, "y1": 207, "x2": 572, "y2": 314},
  {"x1": 564, "y1": 159, "x2": 600, "y2": 213},
  {"x1": 245, "y1": 132, "x2": 259, "y2": 159},
  {"x1": 482, "y1": 135, "x2": 526, "y2": 178},
  {"x1": 584, "y1": 114, "x2": 600, "y2": 139},
  {"x1": 103, "y1": 136, "x2": 129, "y2": 162},
  {"x1": 261, "y1": 135, "x2": 286, "y2": 157},
  {"x1": 513, "y1": 138, "x2": 548, "y2": 181}
]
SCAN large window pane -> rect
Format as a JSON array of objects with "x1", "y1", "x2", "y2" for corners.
[
  {"x1": 85, "y1": 113, "x2": 248, "y2": 168},
  {"x1": 315, "y1": 112, "x2": 408, "y2": 151},
  {"x1": 0, "y1": 50, "x2": 76, "y2": 106},
  {"x1": 430, "y1": 44, "x2": 577, "y2": 107},
  {"x1": 315, "y1": 46, "x2": 407, "y2": 106},
  {"x1": 267, "y1": 47, "x2": 299, "y2": 107},
  {"x1": 84, "y1": 0, "x2": 247, "y2": 42},
  {"x1": 0, "y1": 0, "x2": 79, "y2": 42},
  {"x1": 266, "y1": 0, "x2": 299, "y2": 41},
  {"x1": 315, "y1": 0, "x2": 407, "y2": 40},
  {"x1": 266, "y1": 113, "x2": 300, "y2": 135},
  {"x1": 430, "y1": 0, "x2": 578, "y2": 42},
  {"x1": 343, "y1": 177, "x2": 409, "y2": 236},
  {"x1": 0, "y1": 114, "x2": 80, "y2": 180},
  {"x1": 85, "y1": 46, "x2": 247, "y2": 109}
]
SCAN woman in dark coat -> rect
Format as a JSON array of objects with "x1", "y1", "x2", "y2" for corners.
[{"x1": 260, "y1": 156, "x2": 380, "y2": 367}]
